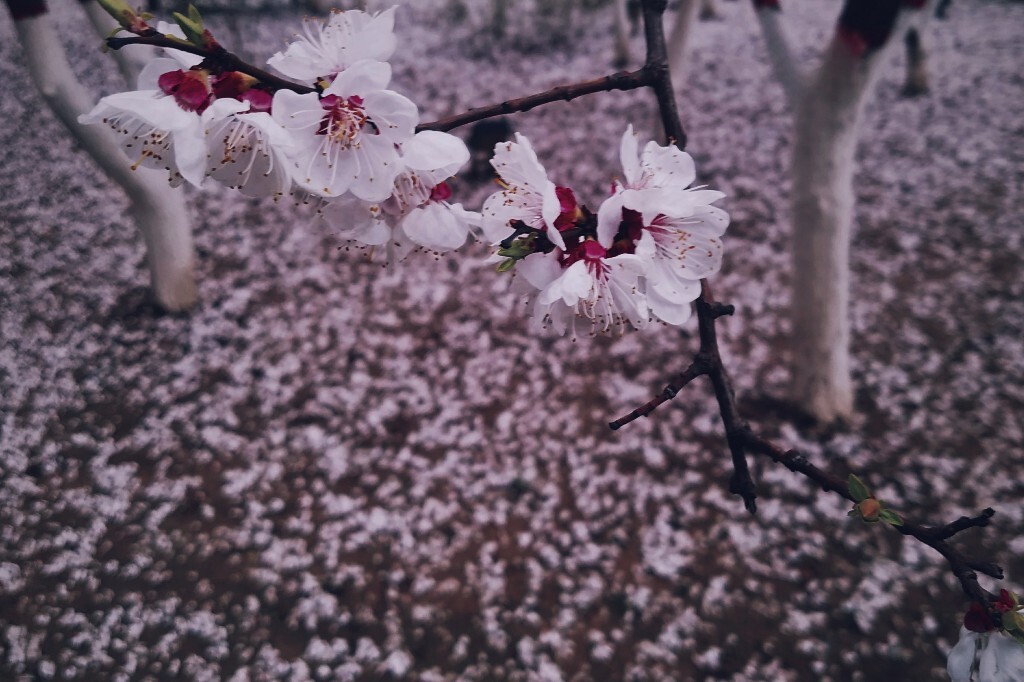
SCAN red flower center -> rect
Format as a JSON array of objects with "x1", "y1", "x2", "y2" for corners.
[
  {"x1": 553, "y1": 185, "x2": 579, "y2": 232},
  {"x1": 429, "y1": 181, "x2": 452, "y2": 202},
  {"x1": 317, "y1": 94, "x2": 376, "y2": 145},
  {"x1": 158, "y1": 69, "x2": 212, "y2": 114}
]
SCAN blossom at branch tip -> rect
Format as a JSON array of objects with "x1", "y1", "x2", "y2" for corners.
[
  {"x1": 947, "y1": 628, "x2": 1024, "y2": 682},
  {"x1": 480, "y1": 134, "x2": 569, "y2": 250},
  {"x1": 272, "y1": 59, "x2": 417, "y2": 202},
  {"x1": 268, "y1": 7, "x2": 397, "y2": 83},
  {"x1": 325, "y1": 130, "x2": 479, "y2": 259}
]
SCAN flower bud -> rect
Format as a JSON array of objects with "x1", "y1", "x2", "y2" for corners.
[
  {"x1": 857, "y1": 497, "x2": 881, "y2": 522},
  {"x1": 97, "y1": 0, "x2": 146, "y2": 32}
]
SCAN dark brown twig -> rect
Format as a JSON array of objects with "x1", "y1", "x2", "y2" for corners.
[
  {"x1": 416, "y1": 69, "x2": 654, "y2": 133},
  {"x1": 106, "y1": 34, "x2": 317, "y2": 94},
  {"x1": 609, "y1": 355, "x2": 713, "y2": 430}
]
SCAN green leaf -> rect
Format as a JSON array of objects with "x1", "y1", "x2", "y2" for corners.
[
  {"x1": 1003, "y1": 611, "x2": 1019, "y2": 632},
  {"x1": 847, "y1": 474, "x2": 871, "y2": 503},
  {"x1": 878, "y1": 509, "x2": 903, "y2": 526},
  {"x1": 1010, "y1": 610, "x2": 1024, "y2": 634},
  {"x1": 188, "y1": 4, "x2": 204, "y2": 26},
  {"x1": 847, "y1": 508, "x2": 858, "y2": 517},
  {"x1": 496, "y1": 259, "x2": 516, "y2": 273}
]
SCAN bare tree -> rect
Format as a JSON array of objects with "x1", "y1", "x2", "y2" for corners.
[
  {"x1": 5, "y1": 0, "x2": 197, "y2": 311},
  {"x1": 752, "y1": 0, "x2": 932, "y2": 422}
]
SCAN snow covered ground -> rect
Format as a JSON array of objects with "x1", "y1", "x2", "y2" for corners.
[{"x1": 1, "y1": 0, "x2": 1022, "y2": 680}]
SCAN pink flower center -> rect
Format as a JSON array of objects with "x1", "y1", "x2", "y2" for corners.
[
  {"x1": 240, "y1": 89, "x2": 273, "y2": 114},
  {"x1": 562, "y1": 239, "x2": 609, "y2": 275},
  {"x1": 158, "y1": 69, "x2": 212, "y2": 114},
  {"x1": 317, "y1": 94, "x2": 376, "y2": 146}
]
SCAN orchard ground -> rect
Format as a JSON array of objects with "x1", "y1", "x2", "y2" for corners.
[{"x1": 2, "y1": 1, "x2": 1023, "y2": 680}]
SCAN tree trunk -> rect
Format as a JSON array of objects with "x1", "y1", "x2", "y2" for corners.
[
  {"x1": 612, "y1": 0, "x2": 632, "y2": 68},
  {"x1": 666, "y1": 0, "x2": 699, "y2": 95},
  {"x1": 11, "y1": 5, "x2": 197, "y2": 311},
  {"x1": 789, "y1": 33, "x2": 900, "y2": 422},
  {"x1": 80, "y1": 0, "x2": 155, "y2": 86},
  {"x1": 902, "y1": 28, "x2": 929, "y2": 96}
]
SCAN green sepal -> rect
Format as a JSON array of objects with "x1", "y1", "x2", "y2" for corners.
[
  {"x1": 878, "y1": 509, "x2": 903, "y2": 526},
  {"x1": 96, "y1": 0, "x2": 135, "y2": 27},
  {"x1": 847, "y1": 508, "x2": 858, "y2": 517},
  {"x1": 496, "y1": 259, "x2": 516, "y2": 273},
  {"x1": 188, "y1": 4, "x2": 204, "y2": 25},
  {"x1": 172, "y1": 11, "x2": 206, "y2": 47},
  {"x1": 1008, "y1": 610, "x2": 1024, "y2": 634},
  {"x1": 847, "y1": 474, "x2": 871, "y2": 503}
]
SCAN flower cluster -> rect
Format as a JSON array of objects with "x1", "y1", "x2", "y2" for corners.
[
  {"x1": 482, "y1": 126, "x2": 729, "y2": 335},
  {"x1": 81, "y1": 5, "x2": 728, "y2": 333},
  {"x1": 80, "y1": 8, "x2": 478, "y2": 257}
]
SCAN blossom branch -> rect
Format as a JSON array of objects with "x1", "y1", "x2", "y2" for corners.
[
  {"x1": 105, "y1": 34, "x2": 317, "y2": 95},
  {"x1": 609, "y1": 0, "x2": 1007, "y2": 614},
  {"x1": 740, "y1": 429, "x2": 1000, "y2": 602}
]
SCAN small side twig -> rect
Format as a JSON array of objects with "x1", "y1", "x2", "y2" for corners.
[{"x1": 609, "y1": 355, "x2": 713, "y2": 430}]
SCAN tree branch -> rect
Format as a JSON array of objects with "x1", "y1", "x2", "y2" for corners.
[
  {"x1": 416, "y1": 68, "x2": 654, "y2": 133},
  {"x1": 105, "y1": 34, "x2": 317, "y2": 95}
]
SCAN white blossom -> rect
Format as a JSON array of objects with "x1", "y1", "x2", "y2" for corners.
[
  {"x1": 480, "y1": 134, "x2": 567, "y2": 250},
  {"x1": 272, "y1": 60, "x2": 417, "y2": 201},
  {"x1": 325, "y1": 130, "x2": 477, "y2": 259},
  {"x1": 595, "y1": 126, "x2": 730, "y2": 325},
  {"x1": 268, "y1": 8, "x2": 398, "y2": 83},
  {"x1": 948, "y1": 628, "x2": 1024, "y2": 682},
  {"x1": 530, "y1": 240, "x2": 648, "y2": 335}
]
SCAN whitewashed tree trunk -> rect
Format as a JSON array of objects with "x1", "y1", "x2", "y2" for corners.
[
  {"x1": 612, "y1": 0, "x2": 632, "y2": 67},
  {"x1": 753, "y1": 4, "x2": 806, "y2": 107},
  {"x1": 755, "y1": 3, "x2": 928, "y2": 422},
  {"x1": 14, "y1": 9, "x2": 197, "y2": 311},
  {"x1": 80, "y1": 0, "x2": 153, "y2": 86},
  {"x1": 666, "y1": 0, "x2": 699, "y2": 95},
  {"x1": 699, "y1": 0, "x2": 719, "y2": 21}
]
